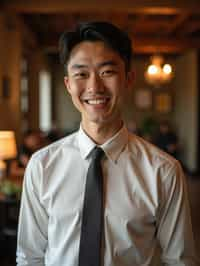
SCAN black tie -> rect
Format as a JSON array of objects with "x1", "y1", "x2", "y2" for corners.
[{"x1": 78, "y1": 147, "x2": 104, "y2": 266}]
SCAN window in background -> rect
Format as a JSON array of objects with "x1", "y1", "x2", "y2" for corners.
[
  {"x1": 39, "y1": 70, "x2": 52, "y2": 132},
  {"x1": 20, "y1": 58, "x2": 29, "y2": 132}
]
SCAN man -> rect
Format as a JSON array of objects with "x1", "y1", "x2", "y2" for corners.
[{"x1": 17, "y1": 21, "x2": 198, "y2": 265}]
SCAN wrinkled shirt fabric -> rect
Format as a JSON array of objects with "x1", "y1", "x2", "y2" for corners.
[{"x1": 17, "y1": 125, "x2": 198, "y2": 266}]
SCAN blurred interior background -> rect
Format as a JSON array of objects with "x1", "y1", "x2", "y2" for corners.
[{"x1": 0, "y1": 0, "x2": 200, "y2": 265}]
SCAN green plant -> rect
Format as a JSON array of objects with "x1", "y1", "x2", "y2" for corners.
[
  {"x1": 0, "y1": 180, "x2": 22, "y2": 199},
  {"x1": 140, "y1": 116, "x2": 158, "y2": 141}
]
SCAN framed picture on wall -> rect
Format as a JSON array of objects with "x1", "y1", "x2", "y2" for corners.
[
  {"x1": 134, "y1": 89, "x2": 152, "y2": 110},
  {"x1": 154, "y1": 92, "x2": 172, "y2": 113}
]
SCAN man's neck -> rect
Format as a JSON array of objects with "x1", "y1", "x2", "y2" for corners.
[{"x1": 81, "y1": 120, "x2": 123, "y2": 145}]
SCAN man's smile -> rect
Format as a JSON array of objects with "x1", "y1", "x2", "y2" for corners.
[{"x1": 82, "y1": 96, "x2": 110, "y2": 106}]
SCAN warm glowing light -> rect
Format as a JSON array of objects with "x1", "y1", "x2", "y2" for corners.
[
  {"x1": 0, "y1": 131, "x2": 17, "y2": 180},
  {"x1": 147, "y1": 65, "x2": 158, "y2": 75},
  {"x1": 163, "y1": 64, "x2": 172, "y2": 74},
  {"x1": 145, "y1": 55, "x2": 173, "y2": 87},
  {"x1": 0, "y1": 131, "x2": 17, "y2": 159}
]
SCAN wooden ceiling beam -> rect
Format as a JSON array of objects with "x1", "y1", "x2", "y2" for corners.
[
  {"x1": 3, "y1": 0, "x2": 200, "y2": 14},
  {"x1": 134, "y1": 36, "x2": 200, "y2": 53},
  {"x1": 42, "y1": 35, "x2": 200, "y2": 55},
  {"x1": 165, "y1": 13, "x2": 190, "y2": 35},
  {"x1": 179, "y1": 20, "x2": 200, "y2": 34},
  {"x1": 3, "y1": 0, "x2": 200, "y2": 55}
]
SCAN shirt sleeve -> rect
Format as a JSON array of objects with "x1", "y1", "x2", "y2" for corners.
[
  {"x1": 17, "y1": 156, "x2": 48, "y2": 266},
  {"x1": 157, "y1": 161, "x2": 199, "y2": 266}
]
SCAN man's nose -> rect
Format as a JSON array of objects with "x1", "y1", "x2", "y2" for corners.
[{"x1": 87, "y1": 73, "x2": 104, "y2": 92}]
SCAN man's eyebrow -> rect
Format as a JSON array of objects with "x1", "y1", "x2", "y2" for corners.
[
  {"x1": 70, "y1": 64, "x2": 88, "y2": 70},
  {"x1": 98, "y1": 60, "x2": 118, "y2": 68},
  {"x1": 70, "y1": 60, "x2": 118, "y2": 70}
]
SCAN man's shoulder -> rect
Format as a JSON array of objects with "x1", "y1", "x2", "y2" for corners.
[
  {"x1": 31, "y1": 131, "x2": 79, "y2": 163},
  {"x1": 128, "y1": 133, "x2": 178, "y2": 170}
]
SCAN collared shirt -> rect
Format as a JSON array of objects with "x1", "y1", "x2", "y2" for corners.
[{"x1": 17, "y1": 125, "x2": 198, "y2": 266}]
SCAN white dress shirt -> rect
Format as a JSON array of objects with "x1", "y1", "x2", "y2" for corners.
[{"x1": 17, "y1": 125, "x2": 198, "y2": 266}]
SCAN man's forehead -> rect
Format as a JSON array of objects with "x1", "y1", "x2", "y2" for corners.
[
  {"x1": 68, "y1": 42, "x2": 123, "y2": 70},
  {"x1": 67, "y1": 41, "x2": 123, "y2": 70}
]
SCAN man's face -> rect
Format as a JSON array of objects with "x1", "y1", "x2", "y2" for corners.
[{"x1": 64, "y1": 41, "x2": 133, "y2": 130}]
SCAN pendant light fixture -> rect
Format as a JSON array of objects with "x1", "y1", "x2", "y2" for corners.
[{"x1": 145, "y1": 55, "x2": 173, "y2": 87}]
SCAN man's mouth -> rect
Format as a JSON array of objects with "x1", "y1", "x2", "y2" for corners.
[{"x1": 83, "y1": 97, "x2": 110, "y2": 105}]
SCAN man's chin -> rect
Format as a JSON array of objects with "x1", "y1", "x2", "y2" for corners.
[
  {"x1": 90, "y1": 117, "x2": 108, "y2": 125},
  {"x1": 83, "y1": 115, "x2": 109, "y2": 126}
]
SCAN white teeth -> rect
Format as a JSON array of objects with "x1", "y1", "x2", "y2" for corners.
[{"x1": 87, "y1": 99, "x2": 107, "y2": 105}]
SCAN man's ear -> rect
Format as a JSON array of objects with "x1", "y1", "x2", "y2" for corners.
[{"x1": 64, "y1": 76, "x2": 71, "y2": 94}]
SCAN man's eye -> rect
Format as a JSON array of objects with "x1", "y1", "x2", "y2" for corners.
[
  {"x1": 74, "y1": 72, "x2": 88, "y2": 79},
  {"x1": 101, "y1": 69, "x2": 116, "y2": 76}
]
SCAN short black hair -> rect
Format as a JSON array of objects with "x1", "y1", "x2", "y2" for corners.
[{"x1": 59, "y1": 21, "x2": 133, "y2": 74}]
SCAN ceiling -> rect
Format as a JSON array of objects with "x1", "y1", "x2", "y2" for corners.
[{"x1": 2, "y1": 0, "x2": 200, "y2": 55}]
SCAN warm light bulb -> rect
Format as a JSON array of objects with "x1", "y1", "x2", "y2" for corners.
[
  {"x1": 163, "y1": 64, "x2": 172, "y2": 74},
  {"x1": 145, "y1": 55, "x2": 174, "y2": 87},
  {"x1": 148, "y1": 65, "x2": 158, "y2": 75}
]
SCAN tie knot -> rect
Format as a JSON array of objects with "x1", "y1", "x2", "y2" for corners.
[{"x1": 92, "y1": 147, "x2": 104, "y2": 161}]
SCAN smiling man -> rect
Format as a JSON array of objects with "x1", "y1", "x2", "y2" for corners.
[
  {"x1": 17, "y1": 22, "x2": 198, "y2": 266},
  {"x1": 63, "y1": 40, "x2": 130, "y2": 144}
]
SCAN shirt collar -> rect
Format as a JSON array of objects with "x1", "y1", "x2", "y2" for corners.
[
  {"x1": 78, "y1": 126, "x2": 96, "y2": 160},
  {"x1": 77, "y1": 124, "x2": 128, "y2": 163}
]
